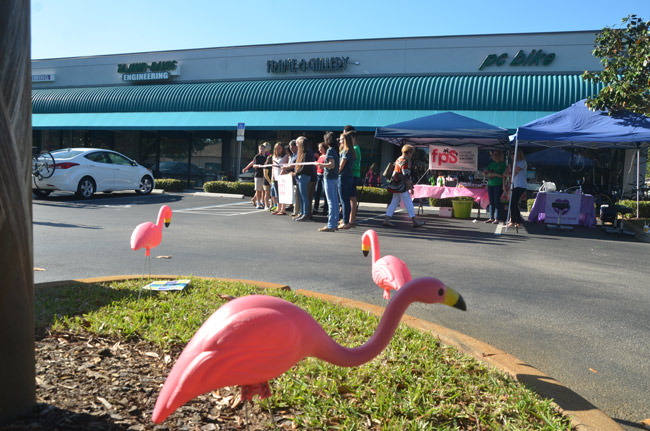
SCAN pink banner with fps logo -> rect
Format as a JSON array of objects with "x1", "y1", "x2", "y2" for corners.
[
  {"x1": 544, "y1": 192, "x2": 581, "y2": 225},
  {"x1": 428, "y1": 145, "x2": 478, "y2": 171}
]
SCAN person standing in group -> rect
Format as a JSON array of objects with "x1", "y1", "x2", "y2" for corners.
[
  {"x1": 383, "y1": 144, "x2": 425, "y2": 228},
  {"x1": 293, "y1": 136, "x2": 315, "y2": 221},
  {"x1": 271, "y1": 142, "x2": 289, "y2": 215},
  {"x1": 317, "y1": 131, "x2": 340, "y2": 232},
  {"x1": 242, "y1": 143, "x2": 268, "y2": 209},
  {"x1": 482, "y1": 150, "x2": 506, "y2": 224},
  {"x1": 282, "y1": 140, "x2": 300, "y2": 217},
  {"x1": 313, "y1": 142, "x2": 328, "y2": 215},
  {"x1": 263, "y1": 152, "x2": 274, "y2": 211},
  {"x1": 506, "y1": 148, "x2": 527, "y2": 229},
  {"x1": 344, "y1": 125, "x2": 361, "y2": 227},
  {"x1": 338, "y1": 132, "x2": 356, "y2": 230}
]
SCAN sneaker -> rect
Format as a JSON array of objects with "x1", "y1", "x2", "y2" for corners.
[
  {"x1": 318, "y1": 226, "x2": 336, "y2": 232},
  {"x1": 270, "y1": 206, "x2": 277, "y2": 212},
  {"x1": 484, "y1": 219, "x2": 495, "y2": 223},
  {"x1": 257, "y1": 205, "x2": 264, "y2": 209}
]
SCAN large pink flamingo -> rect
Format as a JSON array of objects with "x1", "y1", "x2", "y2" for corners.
[
  {"x1": 151, "y1": 276, "x2": 466, "y2": 424},
  {"x1": 130, "y1": 205, "x2": 172, "y2": 257},
  {"x1": 361, "y1": 229, "x2": 412, "y2": 300}
]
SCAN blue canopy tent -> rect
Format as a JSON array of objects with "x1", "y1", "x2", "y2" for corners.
[
  {"x1": 513, "y1": 99, "x2": 650, "y2": 219},
  {"x1": 374, "y1": 112, "x2": 510, "y2": 149}
]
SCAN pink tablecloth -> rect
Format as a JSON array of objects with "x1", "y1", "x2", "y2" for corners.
[{"x1": 412, "y1": 185, "x2": 490, "y2": 209}]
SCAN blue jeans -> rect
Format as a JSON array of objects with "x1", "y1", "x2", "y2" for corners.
[
  {"x1": 509, "y1": 187, "x2": 526, "y2": 224},
  {"x1": 314, "y1": 174, "x2": 327, "y2": 211},
  {"x1": 324, "y1": 177, "x2": 339, "y2": 229},
  {"x1": 487, "y1": 184, "x2": 504, "y2": 221},
  {"x1": 297, "y1": 174, "x2": 310, "y2": 217},
  {"x1": 338, "y1": 175, "x2": 353, "y2": 225}
]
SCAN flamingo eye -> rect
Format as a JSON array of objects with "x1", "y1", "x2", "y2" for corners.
[{"x1": 438, "y1": 288, "x2": 444, "y2": 296}]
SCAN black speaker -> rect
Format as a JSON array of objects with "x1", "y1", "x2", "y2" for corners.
[{"x1": 599, "y1": 204, "x2": 616, "y2": 224}]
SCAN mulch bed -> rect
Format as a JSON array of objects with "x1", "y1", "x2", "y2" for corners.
[{"x1": 1, "y1": 331, "x2": 292, "y2": 430}]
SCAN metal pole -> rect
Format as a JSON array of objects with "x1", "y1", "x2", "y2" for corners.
[
  {"x1": 636, "y1": 148, "x2": 641, "y2": 218},
  {"x1": 504, "y1": 138, "x2": 518, "y2": 233},
  {"x1": 236, "y1": 140, "x2": 242, "y2": 181}
]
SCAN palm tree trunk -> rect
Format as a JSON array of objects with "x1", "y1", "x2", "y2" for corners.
[{"x1": 0, "y1": 0, "x2": 35, "y2": 424}]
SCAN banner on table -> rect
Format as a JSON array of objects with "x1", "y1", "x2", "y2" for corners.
[
  {"x1": 428, "y1": 145, "x2": 478, "y2": 171},
  {"x1": 544, "y1": 192, "x2": 581, "y2": 225},
  {"x1": 278, "y1": 174, "x2": 294, "y2": 205}
]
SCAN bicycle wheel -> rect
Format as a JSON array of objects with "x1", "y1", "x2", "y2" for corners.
[{"x1": 33, "y1": 151, "x2": 55, "y2": 179}]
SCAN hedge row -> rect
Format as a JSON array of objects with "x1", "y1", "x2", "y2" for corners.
[
  {"x1": 204, "y1": 181, "x2": 255, "y2": 196},
  {"x1": 618, "y1": 200, "x2": 650, "y2": 218},
  {"x1": 153, "y1": 179, "x2": 185, "y2": 192}
]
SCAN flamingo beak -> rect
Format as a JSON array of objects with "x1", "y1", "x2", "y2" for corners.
[
  {"x1": 362, "y1": 244, "x2": 370, "y2": 257},
  {"x1": 443, "y1": 286, "x2": 467, "y2": 311},
  {"x1": 164, "y1": 217, "x2": 171, "y2": 228}
]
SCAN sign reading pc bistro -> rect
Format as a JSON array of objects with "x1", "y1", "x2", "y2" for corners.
[{"x1": 118, "y1": 60, "x2": 178, "y2": 82}]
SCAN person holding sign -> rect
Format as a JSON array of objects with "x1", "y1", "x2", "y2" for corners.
[
  {"x1": 482, "y1": 150, "x2": 506, "y2": 224},
  {"x1": 383, "y1": 144, "x2": 425, "y2": 228}
]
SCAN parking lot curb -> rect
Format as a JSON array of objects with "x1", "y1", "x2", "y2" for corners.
[{"x1": 35, "y1": 275, "x2": 622, "y2": 431}]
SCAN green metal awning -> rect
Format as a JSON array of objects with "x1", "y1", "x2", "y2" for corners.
[{"x1": 32, "y1": 110, "x2": 557, "y2": 132}]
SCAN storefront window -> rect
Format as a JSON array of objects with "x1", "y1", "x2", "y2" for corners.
[
  {"x1": 192, "y1": 133, "x2": 224, "y2": 182},
  {"x1": 114, "y1": 131, "x2": 140, "y2": 160},
  {"x1": 89, "y1": 130, "x2": 114, "y2": 151}
]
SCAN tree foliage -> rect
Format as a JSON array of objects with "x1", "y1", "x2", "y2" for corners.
[{"x1": 583, "y1": 15, "x2": 650, "y2": 115}]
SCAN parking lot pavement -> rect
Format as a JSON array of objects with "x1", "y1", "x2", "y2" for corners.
[{"x1": 32, "y1": 192, "x2": 650, "y2": 430}]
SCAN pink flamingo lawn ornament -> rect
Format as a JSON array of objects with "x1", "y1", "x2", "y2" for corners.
[
  {"x1": 130, "y1": 205, "x2": 172, "y2": 276},
  {"x1": 151, "y1": 276, "x2": 466, "y2": 424},
  {"x1": 361, "y1": 229, "x2": 412, "y2": 300}
]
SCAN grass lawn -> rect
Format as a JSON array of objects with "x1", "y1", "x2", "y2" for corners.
[{"x1": 35, "y1": 278, "x2": 576, "y2": 430}]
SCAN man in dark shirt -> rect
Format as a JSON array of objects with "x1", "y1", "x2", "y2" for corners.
[{"x1": 242, "y1": 144, "x2": 268, "y2": 209}]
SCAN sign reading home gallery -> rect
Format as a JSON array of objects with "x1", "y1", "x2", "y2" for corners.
[
  {"x1": 118, "y1": 60, "x2": 178, "y2": 82},
  {"x1": 267, "y1": 56, "x2": 350, "y2": 74}
]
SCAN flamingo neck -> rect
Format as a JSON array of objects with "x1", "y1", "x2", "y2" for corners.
[
  {"x1": 367, "y1": 233, "x2": 380, "y2": 264},
  {"x1": 310, "y1": 289, "x2": 414, "y2": 367},
  {"x1": 156, "y1": 209, "x2": 167, "y2": 229}
]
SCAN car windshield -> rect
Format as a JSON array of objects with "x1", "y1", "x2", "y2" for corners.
[{"x1": 50, "y1": 149, "x2": 84, "y2": 159}]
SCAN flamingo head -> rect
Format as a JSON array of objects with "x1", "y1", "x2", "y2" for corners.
[
  {"x1": 361, "y1": 229, "x2": 376, "y2": 257},
  {"x1": 397, "y1": 277, "x2": 467, "y2": 311},
  {"x1": 160, "y1": 205, "x2": 173, "y2": 227}
]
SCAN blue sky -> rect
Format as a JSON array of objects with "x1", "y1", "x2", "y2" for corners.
[{"x1": 31, "y1": 0, "x2": 650, "y2": 59}]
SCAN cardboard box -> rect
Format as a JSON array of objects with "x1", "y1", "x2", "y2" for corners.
[{"x1": 439, "y1": 207, "x2": 453, "y2": 218}]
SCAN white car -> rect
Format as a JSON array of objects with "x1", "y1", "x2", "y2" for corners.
[{"x1": 32, "y1": 148, "x2": 155, "y2": 199}]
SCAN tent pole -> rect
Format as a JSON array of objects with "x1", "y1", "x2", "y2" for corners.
[
  {"x1": 636, "y1": 147, "x2": 641, "y2": 218},
  {"x1": 505, "y1": 138, "x2": 518, "y2": 232}
]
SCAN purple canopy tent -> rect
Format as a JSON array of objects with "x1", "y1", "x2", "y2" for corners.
[{"x1": 512, "y1": 99, "x2": 650, "y2": 220}]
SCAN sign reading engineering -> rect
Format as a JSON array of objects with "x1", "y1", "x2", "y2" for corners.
[
  {"x1": 267, "y1": 56, "x2": 350, "y2": 73},
  {"x1": 117, "y1": 60, "x2": 178, "y2": 82}
]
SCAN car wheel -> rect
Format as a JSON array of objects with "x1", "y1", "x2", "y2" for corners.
[
  {"x1": 136, "y1": 175, "x2": 154, "y2": 195},
  {"x1": 32, "y1": 188, "x2": 51, "y2": 198},
  {"x1": 76, "y1": 176, "x2": 96, "y2": 199}
]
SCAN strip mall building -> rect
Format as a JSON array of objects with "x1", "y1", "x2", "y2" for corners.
[{"x1": 34, "y1": 30, "x2": 632, "y2": 191}]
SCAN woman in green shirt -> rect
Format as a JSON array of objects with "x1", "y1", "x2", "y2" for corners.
[{"x1": 483, "y1": 150, "x2": 506, "y2": 224}]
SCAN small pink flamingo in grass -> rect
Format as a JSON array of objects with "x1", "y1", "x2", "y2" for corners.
[
  {"x1": 151, "y1": 276, "x2": 466, "y2": 424},
  {"x1": 130, "y1": 205, "x2": 172, "y2": 276},
  {"x1": 361, "y1": 229, "x2": 412, "y2": 300}
]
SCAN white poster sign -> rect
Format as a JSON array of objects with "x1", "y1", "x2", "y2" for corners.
[
  {"x1": 544, "y1": 192, "x2": 581, "y2": 225},
  {"x1": 278, "y1": 174, "x2": 294, "y2": 205},
  {"x1": 428, "y1": 145, "x2": 478, "y2": 171}
]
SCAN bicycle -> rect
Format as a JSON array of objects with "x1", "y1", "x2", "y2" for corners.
[
  {"x1": 32, "y1": 147, "x2": 55, "y2": 197},
  {"x1": 32, "y1": 147, "x2": 55, "y2": 180}
]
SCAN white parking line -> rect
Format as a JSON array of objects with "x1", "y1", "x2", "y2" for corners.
[{"x1": 175, "y1": 201, "x2": 267, "y2": 216}]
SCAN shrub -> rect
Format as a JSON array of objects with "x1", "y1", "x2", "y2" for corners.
[
  {"x1": 154, "y1": 178, "x2": 185, "y2": 192},
  {"x1": 357, "y1": 186, "x2": 391, "y2": 204},
  {"x1": 204, "y1": 181, "x2": 255, "y2": 196},
  {"x1": 619, "y1": 199, "x2": 650, "y2": 218}
]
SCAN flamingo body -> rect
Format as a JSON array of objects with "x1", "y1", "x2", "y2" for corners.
[
  {"x1": 361, "y1": 229, "x2": 412, "y2": 299},
  {"x1": 152, "y1": 277, "x2": 466, "y2": 424},
  {"x1": 130, "y1": 205, "x2": 172, "y2": 256}
]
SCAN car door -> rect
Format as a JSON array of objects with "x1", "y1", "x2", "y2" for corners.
[
  {"x1": 84, "y1": 151, "x2": 115, "y2": 190},
  {"x1": 107, "y1": 151, "x2": 140, "y2": 190}
]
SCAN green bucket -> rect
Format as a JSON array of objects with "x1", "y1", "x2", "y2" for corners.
[{"x1": 452, "y1": 199, "x2": 473, "y2": 219}]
